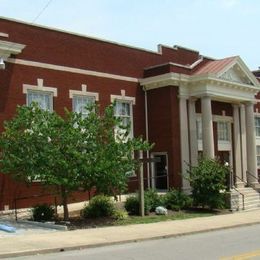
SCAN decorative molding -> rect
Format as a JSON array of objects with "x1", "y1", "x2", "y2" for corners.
[
  {"x1": 23, "y1": 78, "x2": 58, "y2": 96},
  {"x1": 110, "y1": 89, "x2": 136, "y2": 105},
  {"x1": 7, "y1": 58, "x2": 138, "y2": 83},
  {"x1": 0, "y1": 40, "x2": 25, "y2": 59},
  {"x1": 0, "y1": 32, "x2": 9, "y2": 38},
  {"x1": 219, "y1": 66, "x2": 253, "y2": 85},
  {"x1": 69, "y1": 84, "x2": 99, "y2": 101}
]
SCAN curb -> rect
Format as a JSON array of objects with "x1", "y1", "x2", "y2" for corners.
[
  {"x1": 1, "y1": 221, "x2": 260, "y2": 259},
  {"x1": 17, "y1": 220, "x2": 67, "y2": 231}
]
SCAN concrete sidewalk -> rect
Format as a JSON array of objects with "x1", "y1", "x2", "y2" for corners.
[{"x1": 1, "y1": 210, "x2": 260, "y2": 259}]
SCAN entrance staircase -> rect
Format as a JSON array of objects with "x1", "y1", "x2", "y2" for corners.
[{"x1": 231, "y1": 187, "x2": 260, "y2": 211}]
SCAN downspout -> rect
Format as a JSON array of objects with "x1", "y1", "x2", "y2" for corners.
[{"x1": 144, "y1": 88, "x2": 150, "y2": 189}]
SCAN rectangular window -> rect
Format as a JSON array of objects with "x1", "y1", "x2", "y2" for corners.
[
  {"x1": 257, "y1": 146, "x2": 260, "y2": 168},
  {"x1": 72, "y1": 95, "x2": 95, "y2": 118},
  {"x1": 255, "y1": 117, "x2": 260, "y2": 137},
  {"x1": 114, "y1": 100, "x2": 133, "y2": 139},
  {"x1": 217, "y1": 121, "x2": 229, "y2": 141},
  {"x1": 196, "y1": 119, "x2": 202, "y2": 140},
  {"x1": 27, "y1": 91, "x2": 52, "y2": 111}
]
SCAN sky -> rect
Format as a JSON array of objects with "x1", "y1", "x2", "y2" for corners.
[{"x1": 0, "y1": 0, "x2": 259, "y2": 70}]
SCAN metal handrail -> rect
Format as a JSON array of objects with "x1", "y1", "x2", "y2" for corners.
[
  {"x1": 232, "y1": 186, "x2": 245, "y2": 210},
  {"x1": 235, "y1": 174, "x2": 247, "y2": 186}
]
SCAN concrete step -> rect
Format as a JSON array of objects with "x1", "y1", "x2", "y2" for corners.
[
  {"x1": 236, "y1": 189, "x2": 259, "y2": 195},
  {"x1": 232, "y1": 186, "x2": 260, "y2": 211},
  {"x1": 239, "y1": 201, "x2": 260, "y2": 207}
]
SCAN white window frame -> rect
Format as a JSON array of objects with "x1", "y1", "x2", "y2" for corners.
[
  {"x1": 70, "y1": 84, "x2": 99, "y2": 117},
  {"x1": 217, "y1": 121, "x2": 230, "y2": 142},
  {"x1": 26, "y1": 90, "x2": 53, "y2": 111},
  {"x1": 114, "y1": 100, "x2": 134, "y2": 139},
  {"x1": 255, "y1": 116, "x2": 260, "y2": 137},
  {"x1": 111, "y1": 90, "x2": 135, "y2": 140},
  {"x1": 196, "y1": 118, "x2": 202, "y2": 140},
  {"x1": 72, "y1": 95, "x2": 96, "y2": 118},
  {"x1": 257, "y1": 146, "x2": 260, "y2": 169},
  {"x1": 23, "y1": 78, "x2": 57, "y2": 111}
]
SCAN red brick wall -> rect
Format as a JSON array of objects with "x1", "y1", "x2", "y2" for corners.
[
  {"x1": 147, "y1": 86, "x2": 182, "y2": 188},
  {"x1": 0, "y1": 18, "x2": 220, "y2": 209}
]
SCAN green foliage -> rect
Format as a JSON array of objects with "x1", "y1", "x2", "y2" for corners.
[
  {"x1": 82, "y1": 195, "x2": 115, "y2": 218},
  {"x1": 0, "y1": 103, "x2": 152, "y2": 220},
  {"x1": 188, "y1": 158, "x2": 228, "y2": 209},
  {"x1": 125, "y1": 190, "x2": 164, "y2": 215},
  {"x1": 32, "y1": 204, "x2": 55, "y2": 222},
  {"x1": 144, "y1": 189, "x2": 164, "y2": 212},
  {"x1": 112, "y1": 209, "x2": 128, "y2": 220},
  {"x1": 163, "y1": 189, "x2": 192, "y2": 211},
  {"x1": 124, "y1": 196, "x2": 140, "y2": 215}
]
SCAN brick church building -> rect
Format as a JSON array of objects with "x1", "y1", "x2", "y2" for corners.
[{"x1": 0, "y1": 17, "x2": 259, "y2": 211}]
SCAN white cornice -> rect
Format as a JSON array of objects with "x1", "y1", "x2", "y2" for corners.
[
  {"x1": 0, "y1": 32, "x2": 8, "y2": 38},
  {"x1": 141, "y1": 70, "x2": 260, "y2": 103},
  {"x1": 0, "y1": 40, "x2": 25, "y2": 59}
]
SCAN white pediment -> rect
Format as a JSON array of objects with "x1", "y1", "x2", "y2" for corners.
[
  {"x1": 219, "y1": 66, "x2": 253, "y2": 85},
  {"x1": 217, "y1": 57, "x2": 259, "y2": 87}
]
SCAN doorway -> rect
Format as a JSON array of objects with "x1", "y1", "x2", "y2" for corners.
[{"x1": 151, "y1": 153, "x2": 168, "y2": 190}]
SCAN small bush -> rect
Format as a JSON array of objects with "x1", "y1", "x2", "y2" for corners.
[
  {"x1": 188, "y1": 158, "x2": 228, "y2": 209},
  {"x1": 125, "y1": 191, "x2": 162, "y2": 215},
  {"x1": 32, "y1": 204, "x2": 55, "y2": 222},
  {"x1": 144, "y1": 189, "x2": 164, "y2": 211},
  {"x1": 163, "y1": 189, "x2": 192, "y2": 211},
  {"x1": 124, "y1": 196, "x2": 140, "y2": 215},
  {"x1": 82, "y1": 195, "x2": 115, "y2": 218},
  {"x1": 113, "y1": 209, "x2": 128, "y2": 220}
]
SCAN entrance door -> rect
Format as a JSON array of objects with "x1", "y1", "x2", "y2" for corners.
[
  {"x1": 151, "y1": 153, "x2": 168, "y2": 190},
  {"x1": 218, "y1": 151, "x2": 230, "y2": 165}
]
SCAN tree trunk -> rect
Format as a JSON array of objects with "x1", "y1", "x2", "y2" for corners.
[{"x1": 60, "y1": 186, "x2": 69, "y2": 221}]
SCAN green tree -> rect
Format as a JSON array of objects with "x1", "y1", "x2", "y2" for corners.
[
  {"x1": 188, "y1": 158, "x2": 229, "y2": 209},
  {"x1": 0, "y1": 103, "x2": 151, "y2": 220}
]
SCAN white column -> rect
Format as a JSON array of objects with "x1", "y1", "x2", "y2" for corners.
[
  {"x1": 201, "y1": 96, "x2": 215, "y2": 158},
  {"x1": 245, "y1": 102, "x2": 258, "y2": 185},
  {"x1": 233, "y1": 104, "x2": 243, "y2": 187},
  {"x1": 188, "y1": 98, "x2": 198, "y2": 166},
  {"x1": 179, "y1": 96, "x2": 190, "y2": 192},
  {"x1": 240, "y1": 104, "x2": 247, "y2": 182}
]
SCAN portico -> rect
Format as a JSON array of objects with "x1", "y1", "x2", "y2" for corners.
[{"x1": 141, "y1": 56, "x2": 260, "y2": 191}]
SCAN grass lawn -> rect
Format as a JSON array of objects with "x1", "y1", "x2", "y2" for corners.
[{"x1": 115, "y1": 210, "x2": 216, "y2": 226}]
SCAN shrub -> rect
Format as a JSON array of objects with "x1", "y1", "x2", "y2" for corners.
[
  {"x1": 82, "y1": 195, "x2": 115, "y2": 218},
  {"x1": 144, "y1": 189, "x2": 164, "y2": 211},
  {"x1": 125, "y1": 191, "x2": 163, "y2": 215},
  {"x1": 113, "y1": 209, "x2": 128, "y2": 220},
  {"x1": 163, "y1": 189, "x2": 192, "y2": 211},
  {"x1": 32, "y1": 204, "x2": 55, "y2": 222},
  {"x1": 188, "y1": 158, "x2": 228, "y2": 209},
  {"x1": 124, "y1": 195, "x2": 140, "y2": 215}
]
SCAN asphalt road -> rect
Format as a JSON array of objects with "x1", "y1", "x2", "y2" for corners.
[{"x1": 12, "y1": 224, "x2": 260, "y2": 260}]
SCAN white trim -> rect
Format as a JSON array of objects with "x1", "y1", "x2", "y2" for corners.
[
  {"x1": 23, "y1": 78, "x2": 58, "y2": 96},
  {"x1": 144, "y1": 56, "x2": 203, "y2": 71},
  {"x1": 69, "y1": 84, "x2": 99, "y2": 101},
  {"x1": 113, "y1": 94, "x2": 135, "y2": 138},
  {"x1": 7, "y1": 58, "x2": 138, "y2": 83},
  {"x1": 0, "y1": 40, "x2": 25, "y2": 58},
  {"x1": 0, "y1": 32, "x2": 8, "y2": 38},
  {"x1": 110, "y1": 89, "x2": 136, "y2": 105}
]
